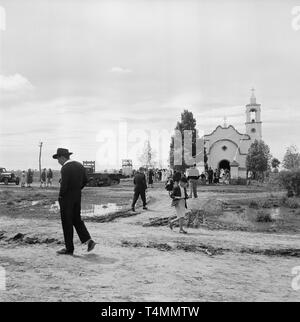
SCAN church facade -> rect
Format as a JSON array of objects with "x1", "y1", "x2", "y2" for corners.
[{"x1": 204, "y1": 90, "x2": 262, "y2": 180}]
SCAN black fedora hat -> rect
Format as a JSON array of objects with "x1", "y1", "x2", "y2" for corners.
[{"x1": 52, "y1": 148, "x2": 73, "y2": 159}]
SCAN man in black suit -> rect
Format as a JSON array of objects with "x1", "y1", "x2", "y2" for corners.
[
  {"x1": 53, "y1": 148, "x2": 96, "y2": 255},
  {"x1": 131, "y1": 167, "x2": 148, "y2": 212}
]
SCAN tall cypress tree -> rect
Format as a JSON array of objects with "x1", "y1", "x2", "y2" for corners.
[{"x1": 169, "y1": 110, "x2": 198, "y2": 172}]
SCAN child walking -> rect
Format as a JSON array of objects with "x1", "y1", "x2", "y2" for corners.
[
  {"x1": 20, "y1": 170, "x2": 26, "y2": 188},
  {"x1": 169, "y1": 176, "x2": 189, "y2": 234}
]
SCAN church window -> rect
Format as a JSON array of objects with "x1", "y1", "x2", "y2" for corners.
[
  {"x1": 251, "y1": 128, "x2": 256, "y2": 133},
  {"x1": 222, "y1": 145, "x2": 227, "y2": 151},
  {"x1": 250, "y1": 109, "x2": 256, "y2": 122}
]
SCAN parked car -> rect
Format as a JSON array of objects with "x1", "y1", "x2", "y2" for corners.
[{"x1": 0, "y1": 167, "x2": 20, "y2": 185}]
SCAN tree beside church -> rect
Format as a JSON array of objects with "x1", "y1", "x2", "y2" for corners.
[
  {"x1": 169, "y1": 110, "x2": 198, "y2": 173},
  {"x1": 282, "y1": 145, "x2": 300, "y2": 170},
  {"x1": 246, "y1": 139, "x2": 271, "y2": 181}
]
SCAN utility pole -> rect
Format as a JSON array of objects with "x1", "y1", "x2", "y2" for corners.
[{"x1": 38, "y1": 141, "x2": 43, "y2": 181}]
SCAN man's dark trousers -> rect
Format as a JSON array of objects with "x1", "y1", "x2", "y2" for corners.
[
  {"x1": 132, "y1": 189, "x2": 146, "y2": 208},
  {"x1": 57, "y1": 160, "x2": 92, "y2": 253},
  {"x1": 59, "y1": 194, "x2": 91, "y2": 253}
]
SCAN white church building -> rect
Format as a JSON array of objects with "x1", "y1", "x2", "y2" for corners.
[{"x1": 204, "y1": 89, "x2": 262, "y2": 180}]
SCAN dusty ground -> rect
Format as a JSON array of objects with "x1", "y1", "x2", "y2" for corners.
[{"x1": 0, "y1": 181, "x2": 300, "y2": 302}]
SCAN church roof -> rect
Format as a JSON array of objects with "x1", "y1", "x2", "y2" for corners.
[{"x1": 204, "y1": 124, "x2": 251, "y2": 140}]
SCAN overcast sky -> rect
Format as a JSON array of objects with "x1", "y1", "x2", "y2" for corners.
[{"x1": 0, "y1": 0, "x2": 300, "y2": 170}]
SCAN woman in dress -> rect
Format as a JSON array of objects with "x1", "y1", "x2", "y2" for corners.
[
  {"x1": 20, "y1": 170, "x2": 26, "y2": 188},
  {"x1": 169, "y1": 177, "x2": 189, "y2": 234},
  {"x1": 27, "y1": 168, "x2": 33, "y2": 187}
]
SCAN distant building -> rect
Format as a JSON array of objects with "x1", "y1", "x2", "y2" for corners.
[
  {"x1": 83, "y1": 161, "x2": 95, "y2": 174},
  {"x1": 204, "y1": 89, "x2": 262, "y2": 179},
  {"x1": 122, "y1": 159, "x2": 133, "y2": 176}
]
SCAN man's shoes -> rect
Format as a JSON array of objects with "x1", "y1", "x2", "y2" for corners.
[
  {"x1": 143, "y1": 206, "x2": 148, "y2": 210},
  {"x1": 87, "y1": 239, "x2": 96, "y2": 252},
  {"x1": 131, "y1": 207, "x2": 136, "y2": 212},
  {"x1": 56, "y1": 248, "x2": 73, "y2": 255}
]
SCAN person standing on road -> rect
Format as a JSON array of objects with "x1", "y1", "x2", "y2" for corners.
[
  {"x1": 169, "y1": 177, "x2": 189, "y2": 234},
  {"x1": 40, "y1": 168, "x2": 47, "y2": 188},
  {"x1": 20, "y1": 170, "x2": 26, "y2": 188},
  {"x1": 26, "y1": 169, "x2": 33, "y2": 187},
  {"x1": 53, "y1": 148, "x2": 96, "y2": 255},
  {"x1": 208, "y1": 167, "x2": 214, "y2": 185},
  {"x1": 47, "y1": 168, "x2": 53, "y2": 187},
  {"x1": 186, "y1": 164, "x2": 200, "y2": 198},
  {"x1": 148, "y1": 168, "x2": 154, "y2": 188},
  {"x1": 131, "y1": 167, "x2": 148, "y2": 212}
]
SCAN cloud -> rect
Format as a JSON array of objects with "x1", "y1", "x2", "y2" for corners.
[
  {"x1": 110, "y1": 66, "x2": 132, "y2": 74},
  {"x1": 0, "y1": 74, "x2": 34, "y2": 92}
]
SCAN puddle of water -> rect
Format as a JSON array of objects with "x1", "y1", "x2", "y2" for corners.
[
  {"x1": 81, "y1": 203, "x2": 122, "y2": 217},
  {"x1": 48, "y1": 201, "x2": 122, "y2": 217}
]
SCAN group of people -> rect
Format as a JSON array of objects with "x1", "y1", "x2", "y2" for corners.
[
  {"x1": 146, "y1": 168, "x2": 171, "y2": 188},
  {"x1": 130, "y1": 164, "x2": 198, "y2": 235},
  {"x1": 197, "y1": 167, "x2": 230, "y2": 185},
  {"x1": 20, "y1": 168, "x2": 53, "y2": 188},
  {"x1": 165, "y1": 165, "x2": 230, "y2": 233},
  {"x1": 51, "y1": 147, "x2": 234, "y2": 255},
  {"x1": 40, "y1": 168, "x2": 53, "y2": 188},
  {"x1": 20, "y1": 169, "x2": 34, "y2": 188}
]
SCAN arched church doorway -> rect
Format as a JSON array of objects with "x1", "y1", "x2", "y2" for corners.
[{"x1": 219, "y1": 159, "x2": 230, "y2": 171}]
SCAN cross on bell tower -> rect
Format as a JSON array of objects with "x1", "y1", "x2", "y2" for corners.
[
  {"x1": 250, "y1": 87, "x2": 256, "y2": 104},
  {"x1": 245, "y1": 87, "x2": 262, "y2": 142}
]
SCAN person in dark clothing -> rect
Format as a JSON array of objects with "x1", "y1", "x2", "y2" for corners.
[
  {"x1": 148, "y1": 169, "x2": 154, "y2": 188},
  {"x1": 214, "y1": 168, "x2": 219, "y2": 184},
  {"x1": 158, "y1": 170, "x2": 162, "y2": 181},
  {"x1": 40, "y1": 168, "x2": 47, "y2": 188},
  {"x1": 200, "y1": 172, "x2": 206, "y2": 185},
  {"x1": 208, "y1": 167, "x2": 214, "y2": 184},
  {"x1": 27, "y1": 168, "x2": 33, "y2": 187},
  {"x1": 47, "y1": 168, "x2": 53, "y2": 187},
  {"x1": 53, "y1": 148, "x2": 96, "y2": 255},
  {"x1": 131, "y1": 167, "x2": 148, "y2": 212}
]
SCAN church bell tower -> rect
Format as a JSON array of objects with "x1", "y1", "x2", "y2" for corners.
[{"x1": 245, "y1": 88, "x2": 262, "y2": 142}]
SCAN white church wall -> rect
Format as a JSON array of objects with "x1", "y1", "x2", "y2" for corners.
[{"x1": 208, "y1": 140, "x2": 237, "y2": 169}]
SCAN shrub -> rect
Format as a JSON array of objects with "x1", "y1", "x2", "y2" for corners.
[
  {"x1": 278, "y1": 169, "x2": 300, "y2": 197},
  {"x1": 256, "y1": 211, "x2": 272, "y2": 223},
  {"x1": 249, "y1": 200, "x2": 259, "y2": 209},
  {"x1": 283, "y1": 197, "x2": 300, "y2": 209}
]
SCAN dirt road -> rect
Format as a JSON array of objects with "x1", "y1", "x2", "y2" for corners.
[{"x1": 0, "y1": 184, "x2": 299, "y2": 301}]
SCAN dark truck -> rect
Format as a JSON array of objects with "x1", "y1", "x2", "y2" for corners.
[
  {"x1": 83, "y1": 161, "x2": 120, "y2": 187},
  {"x1": 0, "y1": 167, "x2": 20, "y2": 185}
]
